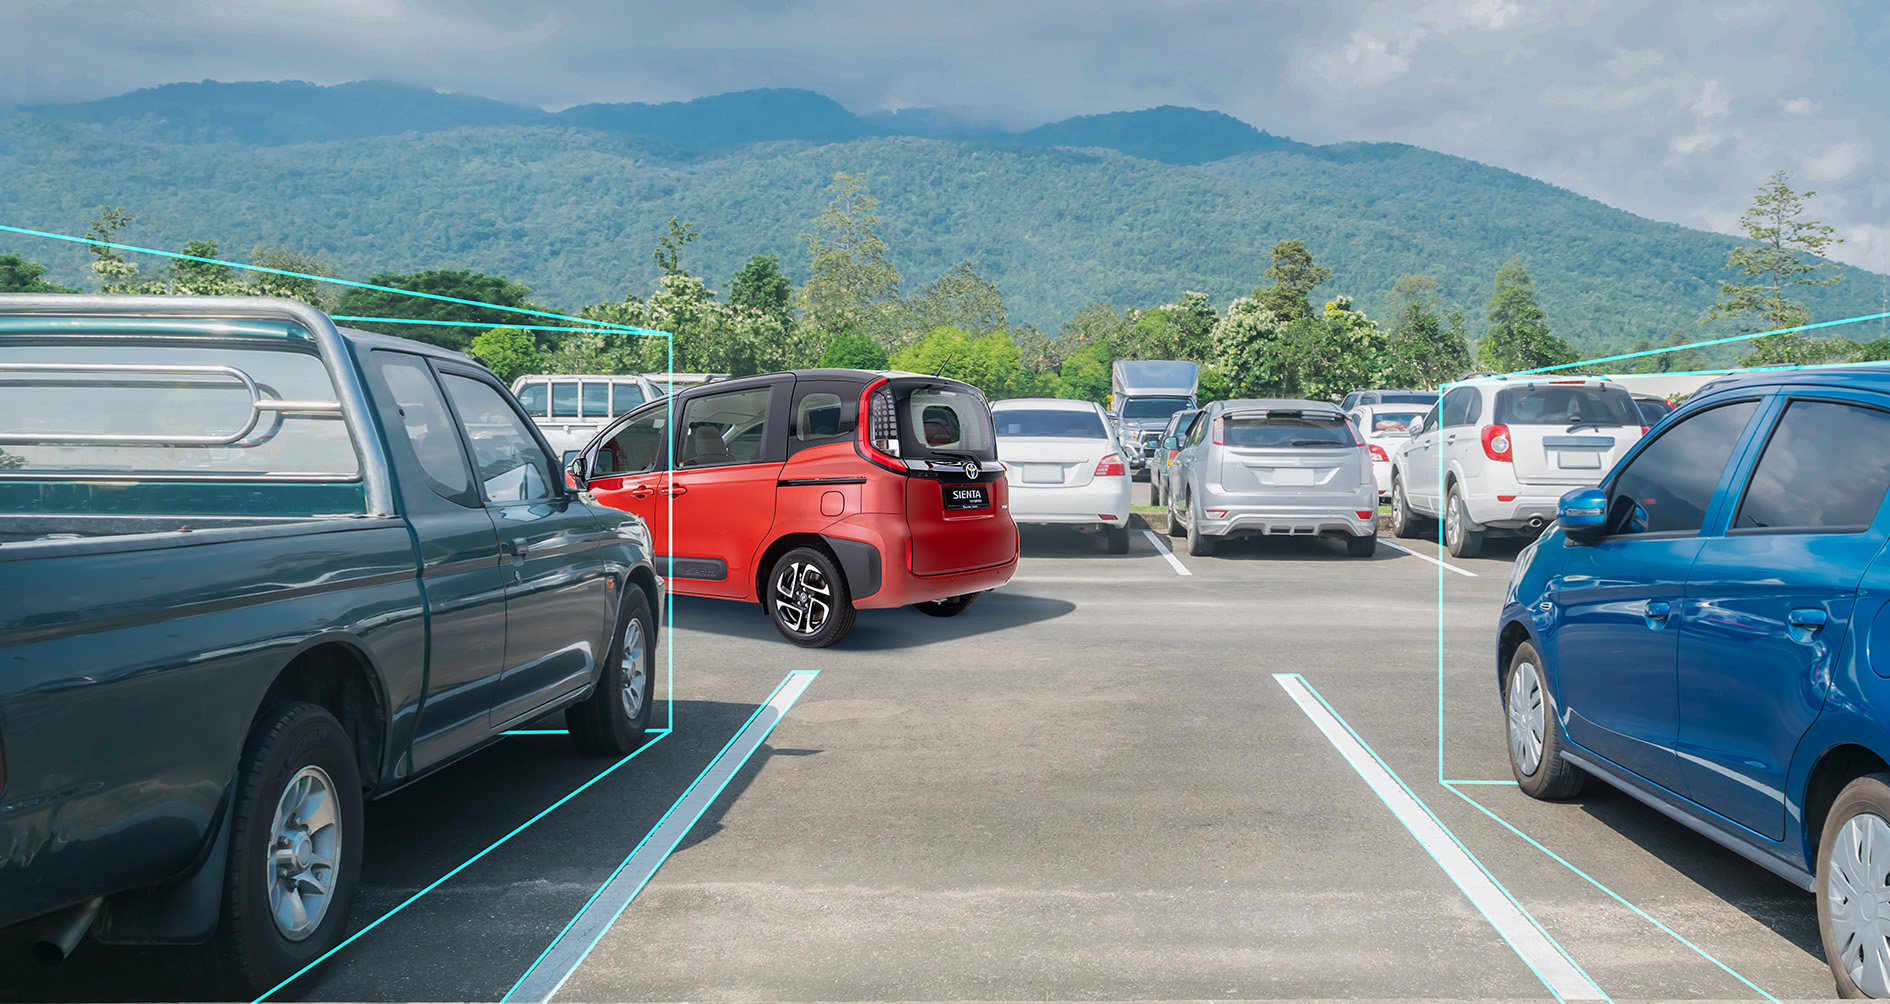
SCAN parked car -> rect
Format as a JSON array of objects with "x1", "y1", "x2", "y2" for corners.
[
  {"x1": 1162, "y1": 398, "x2": 1378, "y2": 558},
  {"x1": 1347, "y1": 403, "x2": 1426, "y2": 498},
  {"x1": 512, "y1": 372, "x2": 662, "y2": 452},
  {"x1": 643, "y1": 371, "x2": 730, "y2": 398},
  {"x1": 1496, "y1": 364, "x2": 1890, "y2": 997},
  {"x1": 0, "y1": 295, "x2": 660, "y2": 997},
  {"x1": 1339, "y1": 388, "x2": 1440, "y2": 412},
  {"x1": 1389, "y1": 376, "x2": 1645, "y2": 557},
  {"x1": 1633, "y1": 392, "x2": 1676, "y2": 427},
  {"x1": 1146, "y1": 407, "x2": 1202, "y2": 506},
  {"x1": 1107, "y1": 359, "x2": 1198, "y2": 478},
  {"x1": 573, "y1": 368, "x2": 1019, "y2": 647},
  {"x1": 992, "y1": 398, "x2": 1134, "y2": 553}
]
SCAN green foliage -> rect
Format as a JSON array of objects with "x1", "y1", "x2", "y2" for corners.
[
  {"x1": 730, "y1": 253, "x2": 794, "y2": 331},
  {"x1": 1212, "y1": 295, "x2": 1399, "y2": 401},
  {"x1": 1478, "y1": 257, "x2": 1577, "y2": 373},
  {"x1": 468, "y1": 327, "x2": 543, "y2": 384},
  {"x1": 1055, "y1": 341, "x2": 1113, "y2": 403},
  {"x1": 800, "y1": 172, "x2": 900, "y2": 346},
  {"x1": 333, "y1": 269, "x2": 540, "y2": 351},
  {"x1": 817, "y1": 332, "x2": 889, "y2": 370},
  {"x1": 896, "y1": 259, "x2": 1007, "y2": 347},
  {"x1": 1710, "y1": 170, "x2": 1843, "y2": 338},
  {"x1": 889, "y1": 325, "x2": 1031, "y2": 399},
  {"x1": 248, "y1": 246, "x2": 332, "y2": 306},
  {"x1": 0, "y1": 253, "x2": 77, "y2": 292},
  {"x1": 1737, "y1": 331, "x2": 1860, "y2": 367},
  {"x1": 1621, "y1": 330, "x2": 1706, "y2": 374},
  {"x1": 653, "y1": 217, "x2": 699, "y2": 278},
  {"x1": 1385, "y1": 274, "x2": 1472, "y2": 388},
  {"x1": 1254, "y1": 240, "x2": 1332, "y2": 322}
]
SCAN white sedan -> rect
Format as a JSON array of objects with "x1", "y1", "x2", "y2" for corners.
[
  {"x1": 1348, "y1": 402, "x2": 1427, "y2": 498},
  {"x1": 993, "y1": 398, "x2": 1135, "y2": 553}
]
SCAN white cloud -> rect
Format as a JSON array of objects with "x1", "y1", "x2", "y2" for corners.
[
  {"x1": 1803, "y1": 139, "x2": 1872, "y2": 182},
  {"x1": 1781, "y1": 96, "x2": 1821, "y2": 115}
]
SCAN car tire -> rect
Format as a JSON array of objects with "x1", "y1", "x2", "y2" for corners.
[
  {"x1": 1346, "y1": 532, "x2": 1377, "y2": 558},
  {"x1": 1167, "y1": 492, "x2": 1186, "y2": 537},
  {"x1": 1390, "y1": 474, "x2": 1425, "y2": 540},
  {"x1": 170, "y1": 702, "x2": 364, "y2": 1001},
  {"x1": 566, "y1": 588, "x2": 655, "y2": 756},
  {"x1": 1444, "y1": 483, "x2": 1485, "y2": 559},
  {"x1": 1504, "y1": 642, "x2": 1585, "y2": 799},
  {"x1": 914, "y1": 592, "x2": 980, "y2": 617},
  {"x1": 1148, "y1": 474, "x2": 1161, "y2": 507},
  {"x1": 1185, "y1": 499, "x2": 1216, "y2": 557},
  {"x1": 1105, "y1": 525, "x2": 1131, "y2": 554},
  {"x1": 766, "y1": 546, "x2": 856, "y2": 647},
  {"x1": 1817, "y1": 774, "x2": 1890, "y2": 998}
]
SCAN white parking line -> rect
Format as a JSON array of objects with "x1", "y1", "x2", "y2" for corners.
[
  {"x1": 1141, "y1": 530, "x2": 1193, "y2": 576},
  {"x1": 503, "y1": 670, "x2": 817, "y2": 1004},
  {"x1": 1273, "y1": 674, "x2": 1604, "y2": 1002},
  {"x1": 1379, "y1": 538, "x2": 1478, "y2": 578}
]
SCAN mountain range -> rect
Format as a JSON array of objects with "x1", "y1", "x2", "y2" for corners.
[{"x1": 2, "y1": 79, "x2": 1884, "y2": 354}]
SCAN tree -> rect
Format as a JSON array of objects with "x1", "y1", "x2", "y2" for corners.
[
  {"x1": 889, "y1": 326, "x2": 1028, "y2": 400},
  {"x1": 332, "y1": 269, "x2": 541, "y2": 351},
  {"x1": 653, "y1": 217, "x2": 700, "y2": 278},
  {"x1": 1706, "y1": 171, "x2": 1846, "y2": 365},
  {"x1": 818, "y1": 332, "x2": 888, "y2": 370},
  {"x1": 898, "y1": 260, "x2": 1007, "y2": 345},
  {"x1": 1254, "y1": 240, "x2": 1331, "y2": 322},
  {"x1": 468, "y1": 328, "x2": 544, "y2": 383},
  {"x1": 1624, "y1": 330, "x2": 1706, "y2": 374},
  {"x1": 250, "y1": 247, "x2": 332, "y2": 306},
  {"x1": 730, "y1": 254, "x2": 794, "y2": 332},
  {"x1": 800, "y1": 173, "x2": 900, "y2": 346},
  {"x1": 85, "y1": 207, "x2": 141, "y2": 288},
  {"x1": 1211, "y1": 295, "x2": 1398, "y2": 400},
  {"x1": 1385, "y1": 275, "x2": 1470, "y2": 388},
  {"x1": 1478, "y1": 257, "x2": 1576, "y2": 373},
  {"x1": 1056, "y1": 341, "x2": 1113, "y2": 403},
  {"x1": 0, "y1": 254, "x2": 77, "y2": 292}
]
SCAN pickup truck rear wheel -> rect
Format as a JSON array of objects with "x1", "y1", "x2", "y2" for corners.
[
  {"x1": 567, "y1": 589, "x2": 656, "y2": 756},
  {"x1": 171, "y1": 702, "x2": 363, "y2": 1000},
  {"x1": 767, "y1": 546, "x2": 857, "y2": 647}
]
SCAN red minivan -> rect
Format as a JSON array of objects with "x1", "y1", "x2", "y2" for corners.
[{"x1": 569, "y1": 369, "x2": 1019, "y2": 647}]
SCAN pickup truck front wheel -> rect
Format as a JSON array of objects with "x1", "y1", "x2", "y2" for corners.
[
  {"x1": 172, "y1": 702, "x2": 364, "y2": 1000},
  {"x1": 567, "y1": 589, "x2": 656, "y2": 755}
]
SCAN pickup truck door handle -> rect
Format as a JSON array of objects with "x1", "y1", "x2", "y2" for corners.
[
  {"x1": 628, "y1": 485, "x2": 656, "y2": 500},
  {"x1": 1643, "y1": 600, "x2": 1671, "y2": 629}
]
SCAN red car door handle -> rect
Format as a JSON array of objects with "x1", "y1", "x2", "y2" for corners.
[
  {"x1": 628, "y1": 485, "x2": 656, "y2": 500},
  {"x1": 663, "y1": 485, "x2": 688, "y2": 497}
]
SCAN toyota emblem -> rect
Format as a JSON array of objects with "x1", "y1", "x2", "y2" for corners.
[{"x1": 962, "y1": 461, "x2": 980, "y2": 479}]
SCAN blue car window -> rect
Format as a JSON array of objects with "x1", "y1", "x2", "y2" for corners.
[
  {"x1": 1607, "y1": 400, "x2": 1758, "y2": 535},
  {"x1": 1734, "y1": 400, "x2": 1890, "y2": 532}
]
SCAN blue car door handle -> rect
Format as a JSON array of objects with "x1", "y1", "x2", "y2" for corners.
[
  {"x1": 1789, "y1": 608, "x2": 1827, "y2": 629},
  {"x1": 1643, "y1": 600, "x2": 1671, "y2": 629}
]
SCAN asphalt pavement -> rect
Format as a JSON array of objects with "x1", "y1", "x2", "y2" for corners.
[{"x1": 2, "y1": 480, "x2": 1840, "y2": 1002}]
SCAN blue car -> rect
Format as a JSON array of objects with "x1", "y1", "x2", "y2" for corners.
[{"x1": 1500, "y1": 365, "x2": 1890, "y2": 997}]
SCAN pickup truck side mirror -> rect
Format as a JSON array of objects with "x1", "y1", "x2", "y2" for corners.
[
  {"x1": 1557, "y1": 487, "x2": 1607, "y2": 542},
  {"x1": 563, "y1": 451, "x2": 591, "y2": 492}
]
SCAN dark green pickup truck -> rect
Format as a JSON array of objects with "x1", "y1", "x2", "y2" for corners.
[{"x1": 0, "y1": 296, "x2": 662, "y2": 996}]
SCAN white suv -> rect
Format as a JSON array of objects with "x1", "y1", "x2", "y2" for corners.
[{"x1": 1388, "y1": 376, "x2": 1645, "y2": 557}]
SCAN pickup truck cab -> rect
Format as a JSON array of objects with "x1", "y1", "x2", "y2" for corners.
[{"x1": 0, "y1": 295, "x2": 661, "y2": 996}]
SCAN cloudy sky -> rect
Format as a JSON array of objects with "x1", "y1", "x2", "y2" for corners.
[{"x1": 4, "y1": 0, "x2": 1886, "y2": 275}]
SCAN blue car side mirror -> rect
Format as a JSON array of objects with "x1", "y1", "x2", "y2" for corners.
[{"x1": 1557, "y1": 487, "x2": 1607, "y2": 539}]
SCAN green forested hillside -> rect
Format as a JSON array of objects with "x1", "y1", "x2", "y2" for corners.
[{"x1": 1, "y1": 111, "x2": 1883, "y2": 355}]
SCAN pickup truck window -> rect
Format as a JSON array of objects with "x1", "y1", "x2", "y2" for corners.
[
  {"x1": 0, "y1": 338, "x2": 360, "y2": 479},
  {"x1": 375, "y1": 353, "x2": 475, "y2": 500},
  {"x1": 439, "y1": 373, "x2": 556, "y2": 503}
]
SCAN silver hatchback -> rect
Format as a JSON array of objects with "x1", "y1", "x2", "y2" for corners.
[{"x1": 1163, "y1": 398, "x2": 1378, "y2": 557}]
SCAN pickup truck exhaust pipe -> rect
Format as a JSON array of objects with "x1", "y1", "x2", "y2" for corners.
[{"x1": 30, "y1": 896, "x2": 102, "y2": 965}]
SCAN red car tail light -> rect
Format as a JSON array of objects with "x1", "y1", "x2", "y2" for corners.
[
  {"x1": 1481, "y1": 424, "x2": 1513, "y2": 462},
  {"x1": 1367, "y1": 444, "x2": 1389, "y2": 462},
  {"x1": 856, "y1": 378, "x2": 904, "y2": 473},
  {"x1": 1095, "y1": 453, "x2": 1125, "y2": 477},
  {"x1": 1497, "y1": 495, "x2": 1517, "y2": 502},
  {"x1": 1356, "y1": 510, "x2": 1374, "y2": 520},
  {"x1": 1098, "y1": 514, "x2": 1118, "y2": 521},
  {"x1": 1211, "y1": 417, "x2": 1225, "y2": 445}
]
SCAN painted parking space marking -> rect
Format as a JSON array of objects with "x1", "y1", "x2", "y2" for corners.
[
  {"x1": 1141, "y1": 529, "x2": 1193, "y2": 576},
  {"x1": 1274, "y1": 673, "x2": 1605, "y2": 1003},
  {"x1": 1380, "y1": 538, "x2": 1478, "y2": 577},
  {"x1": 504, "y1": 669, "x2": 817, "y2": 1004}
]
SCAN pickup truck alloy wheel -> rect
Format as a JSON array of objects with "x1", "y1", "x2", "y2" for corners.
[
  {"x1": 267, "y1": 766, "x2": 342, "y2": 940},
  {"x1": 619, "y1": 619, "x2": 648, "y2": 721},
  {"x1": 1818, "y1": 775, "x2": 1890, "y2": 999},
  {"x1": 568, "y1": 590, "x2": 655, "y2": 755},
  {"x1": 767, "y1": 546, "x2": 856, "y2": 647}
]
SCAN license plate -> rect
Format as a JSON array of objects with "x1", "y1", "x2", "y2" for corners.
[
  {"x1": 1021, "y1": 464, "x2": 1062, "y2": 484},
  {"x1": 1558, "y1": 451, "x2": 1601, "y2": 469},
  {"x1": 942, "y1": 483, "x2": 990, "y2": 510},
  {"x1": 1274, "y1": 467, "x2": 1316, "y2": 486}
]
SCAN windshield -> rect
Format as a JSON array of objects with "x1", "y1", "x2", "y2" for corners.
[
  {"x1": 1494, "y1": 384, "x2": 1639, "y2": 427},
  {"x1": 993, "y1": 408, "x2": 1107, "y2": 439},
  {"x1": 1121, "y1": 396, "x2": 1190, "y2": 420},
  {"x1": 1378, "y1": 392, "x2": 1438, "y2": 405},
  {"x1": 901, "y1": 385, "x2": 997, "y2": 461},
  {"x1": 1636, "y1": 398, "x2": 1674, "y2": 424},
  {"x1": 1362, "y1": 411, "x2": 1424, "y2": 435},
  {"x1": 1223, "y1": 412, "x2": 1359, "y2": 449}
]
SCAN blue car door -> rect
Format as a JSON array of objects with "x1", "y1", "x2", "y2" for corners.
[
  {"x1": 1552, "y1": 399, "x2": 1761, "y2": 793},
  {"x1": 1678, "y1": 394, "x2": 1890, "y2": 839}
]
